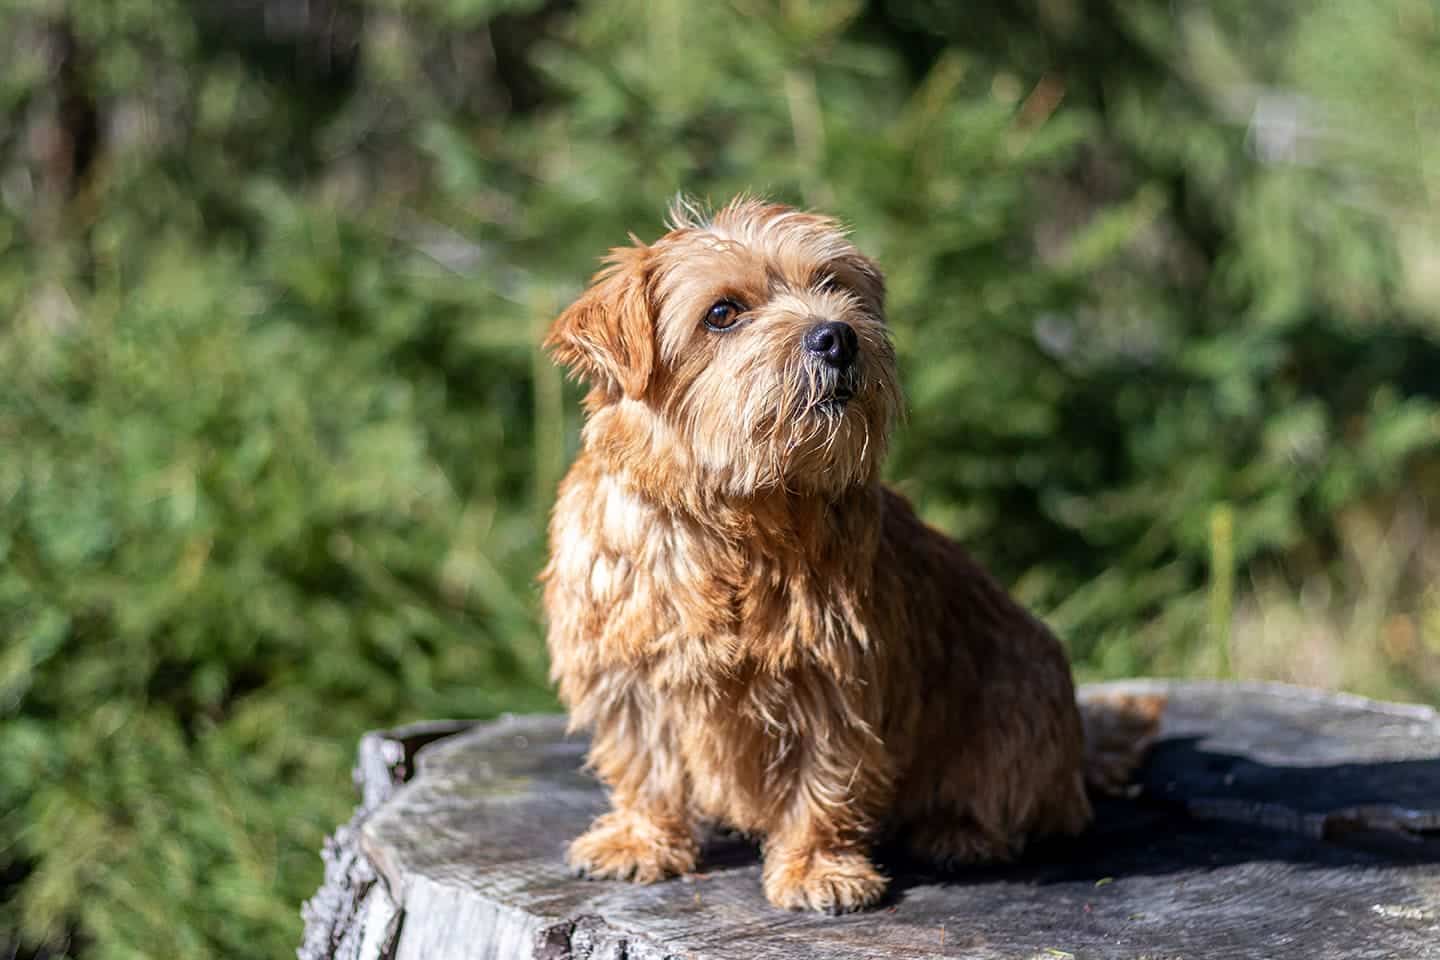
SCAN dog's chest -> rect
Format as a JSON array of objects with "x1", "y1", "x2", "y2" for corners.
[{"x1": 553, "y1": 470, "x2": 857, "y2": 672}]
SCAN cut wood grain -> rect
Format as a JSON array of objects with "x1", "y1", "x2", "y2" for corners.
[{"x1": 299, "y1": 681, "x2": 1440, "y2": 960}]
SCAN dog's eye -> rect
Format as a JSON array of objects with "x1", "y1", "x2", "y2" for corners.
[
  {"x1": 704, "y1": 299, "x2": 743, "y2": 331},
  {"x1": 816, "y1": 273, "x2": 844, "y2": 294}
]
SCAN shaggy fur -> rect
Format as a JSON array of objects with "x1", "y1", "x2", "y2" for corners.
[{"x1": 541, "y1": 197, "x2": 1163, "y2": 913}]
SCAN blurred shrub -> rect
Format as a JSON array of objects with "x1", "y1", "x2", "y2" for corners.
[
  {"x1": 1, "y1": 0, "x2": 1438, "y2": 957},
  {"x1": 0, "y1": 203, "x2": 556, "y2": 956}
]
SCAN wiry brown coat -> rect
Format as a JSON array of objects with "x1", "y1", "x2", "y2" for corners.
[{"x1": 541, "y1": 198, "x2": 1157, "y2": 913}]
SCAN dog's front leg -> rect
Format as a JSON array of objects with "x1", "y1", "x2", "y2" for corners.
[
  {"x1": 568, "y1": 695, "x2": 697, "y2": 883},
  {"x1": 760, "y1": 722, "x2": 892, "y2": 913}
]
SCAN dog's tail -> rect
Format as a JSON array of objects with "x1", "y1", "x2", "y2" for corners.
[{"x1": 1078, "y1": 690, "x2": 1168, "y2": 795}]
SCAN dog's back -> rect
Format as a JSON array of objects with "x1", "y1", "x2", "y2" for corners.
[{"x1": 871, "y1": 488, "x2": 1095, "y2": 863}]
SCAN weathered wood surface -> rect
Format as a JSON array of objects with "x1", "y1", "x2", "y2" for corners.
[{"x1": 300, "y1": 681, "x2": 1440, "y2": 960}]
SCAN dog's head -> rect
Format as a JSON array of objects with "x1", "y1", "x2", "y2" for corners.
[{"x1": 546, "y1": 197, "x2": 900, "y2": 498}]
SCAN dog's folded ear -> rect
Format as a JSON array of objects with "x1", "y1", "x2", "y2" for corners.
[{"x1": 544, "y1": 244, "x2": 655, "y2": 400}]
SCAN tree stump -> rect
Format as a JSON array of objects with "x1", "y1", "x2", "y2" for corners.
[{"x1": 299, "y1": 681, "x2": 1440, "y2": 959}]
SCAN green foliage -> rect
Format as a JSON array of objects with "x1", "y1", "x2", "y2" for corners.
[
  {"x1": 1, "y1": 215, "x2": 556, "y2": 957},
  {"x1": 2, "y1": 0, "x2": 1438, "y2": 956}
]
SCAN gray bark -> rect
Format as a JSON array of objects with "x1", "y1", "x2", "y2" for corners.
[{"x1": 300, "y1": 681, "x2": 1440, "y2": 959}]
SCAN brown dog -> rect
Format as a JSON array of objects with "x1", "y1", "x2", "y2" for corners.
[{"x1": 541, "y1": 197, "x2": 1161, "y2": 913}]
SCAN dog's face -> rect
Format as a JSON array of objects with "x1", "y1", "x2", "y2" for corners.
[{"x1": 546, "y1": 198, "x2": 900, "y2": 497}]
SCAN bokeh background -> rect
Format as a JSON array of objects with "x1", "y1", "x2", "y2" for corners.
[{"x1": 2, "y1": 0, "x2": 1438, "y2": 956}]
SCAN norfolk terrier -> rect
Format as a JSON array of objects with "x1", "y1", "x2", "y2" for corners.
[{"x1": 541, "y1": 197, "x2": 1163, "y2": 913}]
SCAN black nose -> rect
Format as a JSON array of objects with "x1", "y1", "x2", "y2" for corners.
[{"x1": 804, "y1": 321, "x2": 858, "y2": 369}]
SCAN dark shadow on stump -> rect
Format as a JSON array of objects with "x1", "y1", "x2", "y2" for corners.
[
  {"x1": 891, "y1": 739, "x2": 1440, "y2": 903},
  {"x1": 694, "y1": 737, "x2": 1440, "y2": 908}
]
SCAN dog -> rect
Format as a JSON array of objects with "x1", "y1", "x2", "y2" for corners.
[{"x1": 540, "y1": 197, "x2": 1163, "y2": 913}]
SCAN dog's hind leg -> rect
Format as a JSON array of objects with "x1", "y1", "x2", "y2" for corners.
[{"x1": 903, "y1": 812, "x2": 1018, "y2": 869}]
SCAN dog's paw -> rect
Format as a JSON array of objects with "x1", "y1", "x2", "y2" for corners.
[
  {"x1": 763, "y1": 849, "x2": 887, "y2": 914},
  {"x1": 567, "y1": 812, "x2": 696, "y2": 884}
]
